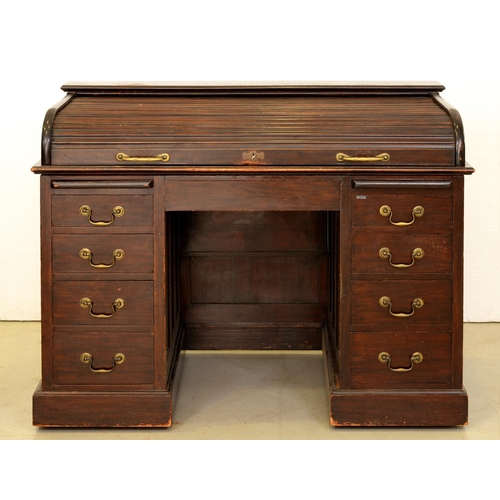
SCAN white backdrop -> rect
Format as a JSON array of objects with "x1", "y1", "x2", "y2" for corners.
[{"x1": 0, "y1": 0, "x2": 498, "y2": 321}]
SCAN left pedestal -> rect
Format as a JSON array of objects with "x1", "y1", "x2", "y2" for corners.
[{"x1": 33, "y1": 175, "x2": 179, "y2": 427}]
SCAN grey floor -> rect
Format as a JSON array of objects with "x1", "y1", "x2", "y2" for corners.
[{"x1": 1, "y1": 322, "x2": 499, "y2": 440}]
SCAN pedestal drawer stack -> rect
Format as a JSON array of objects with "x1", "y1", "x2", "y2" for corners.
[
  {"x1": 33, "y1": 177, "x2": 171, "y2": 427},
  {"x1": 332, "y1": 177, "x2": 467, "y2": 425}
]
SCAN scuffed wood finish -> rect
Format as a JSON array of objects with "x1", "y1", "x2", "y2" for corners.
[
  {"x1": 33, "y1": 384, "x2": 173, "y2": 427},
  {"x1": 33, "y1": 82, "x2": 472, "y2": 428},
  {"x1": 329, "y1": 388, "x2": 468, "y2": 427}
]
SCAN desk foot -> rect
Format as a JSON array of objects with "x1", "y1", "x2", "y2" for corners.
[
  {"x1": 32, "y1": 384, "x2": 173, "y2": 427},
  {"x1": 33, "y1": 328, "x2": 186, "y2": 428},
  {"x1": 328, "y1": 387, "x2": 468, "y2": 427}
]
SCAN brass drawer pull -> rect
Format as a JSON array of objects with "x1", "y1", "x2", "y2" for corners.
[
  {"x1": 379, "y1": 296, "x2": 424, "y2": 317},
  {"x1": 116, "y1": 152, "x2": 170, "y2": 162},
  {"x1": 80, "y1": 297, "x2": 124, "y2": 318},
  {"x1": 378, "y1": 351, "x2": 423, "y2": 372},
  {"x1": 336, "y1": 152, "x2": 390, "y2": 162},
  {"x1": 379, "y1": 205, "x2": 424, "y2": 226},
  {"x1": 79, "y1": 205, "x2": 124, "y2": 226},
  {"x1": 379, "y1": 247, "x2": 424, "y2": 268},
  {"x1": 80, "y1": 352, "x2": 126, "y2": 373},
  {"x1": 79, "y1": 248, "x2": 125, "y2": 268}
]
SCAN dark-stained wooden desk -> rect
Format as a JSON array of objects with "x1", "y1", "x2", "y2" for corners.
[{"x1": 32, "y1": 82, "x2": 473, "y2": 427}]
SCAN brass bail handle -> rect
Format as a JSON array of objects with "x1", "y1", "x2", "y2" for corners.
[
  {"x1": 336, "y1": 152, "x2": 390, "y2": 162},
  {"x1": 80, "y1": 297, "x2": 124, "y2": 319},
  {"x1": 379, "y1": 296, "x2": 424, "y2": 318},
  {"x1": 379, "y1": 247, "x2": 424, "y2": 268},
  {"x1": 378, "y1": 352, "x2": 423, "y2": 372},
  {"x1": 116, "y1": 152, "x2": 170, "y2": 162},
  {"x1": 79, "y1": 248, "x2": 125, "y2": 269},
  {"x1": 379, "y1": 205, "x2": 424, "y2": 226},
  {"x1": 80, "y1": 352, "x2": 126, "y2": 373},
  {"x1": 79, "y1": 205, "x2": 124, "y2": 226}
]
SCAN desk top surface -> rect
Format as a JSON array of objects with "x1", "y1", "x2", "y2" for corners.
[{"x1": 60, "y1": 81, "x2": 446, "y2": 95}]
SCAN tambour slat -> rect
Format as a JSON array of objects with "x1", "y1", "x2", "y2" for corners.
[{"x1": 54, "y1": 96, "x2": 453, "y2": 140}]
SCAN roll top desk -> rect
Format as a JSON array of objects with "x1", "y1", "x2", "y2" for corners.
[{"x1": 32, "y1": 82, "x2": 473, "y2": 427}]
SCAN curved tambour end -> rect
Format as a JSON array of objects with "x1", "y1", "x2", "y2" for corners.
[
  {"x1": 41, "y1": 93, "x2": 75, "y2": 165},
  {"x1": 432, "y1": 93, "x2": 467, "y2": 168}
]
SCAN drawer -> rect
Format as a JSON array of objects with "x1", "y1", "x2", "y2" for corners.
[
  {"x1": 351, "y1": 230, "x2": 452, "y2": 274},
  {"x1": 352, "y1": 191, "x2": 453, "y2": 229},
  {"x1": 51, "y1": 195, "x2": 153, "y2": 228},
  {"x1": 52, "y1": 332, "x2": 154, "y2": 386},
  {"x1": 53, "y1": 281, "x2": 154, "y2": 325},
  {"x1": 52, "y1": 234, "x2": 154, "y2": 274},
  {"x1": 351, "y1": 280, "x2": 453, "y2": 329},
  {"x1": 350, "y1": 331, "x2": 452, "y2": 388}
]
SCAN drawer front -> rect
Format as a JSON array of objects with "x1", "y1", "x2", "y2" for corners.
[
  {"x1": 52, "y1": 195, "x2": 153, "y2": 228},
  {"x1": 52, "y1": 332, "x2": 154, "y2": 386},
  {"x1": 53, "y1": 281, "x2": 154, "y2": 325},
  {"x1": 352, "y1": 192, "x2": 453, "y2": 229},
  {"x1": 350, "y1": 331, "x2": 452, "y2": 388},
  {"x1": 52, "y1": 234, "x2": 154, "y2": 274},
  {"x1": 351, "y1": 280, "x2": 453, "y2": 329},
  {"x1": 351, "y1": 230, "x2": 452, "y2": 274}
]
